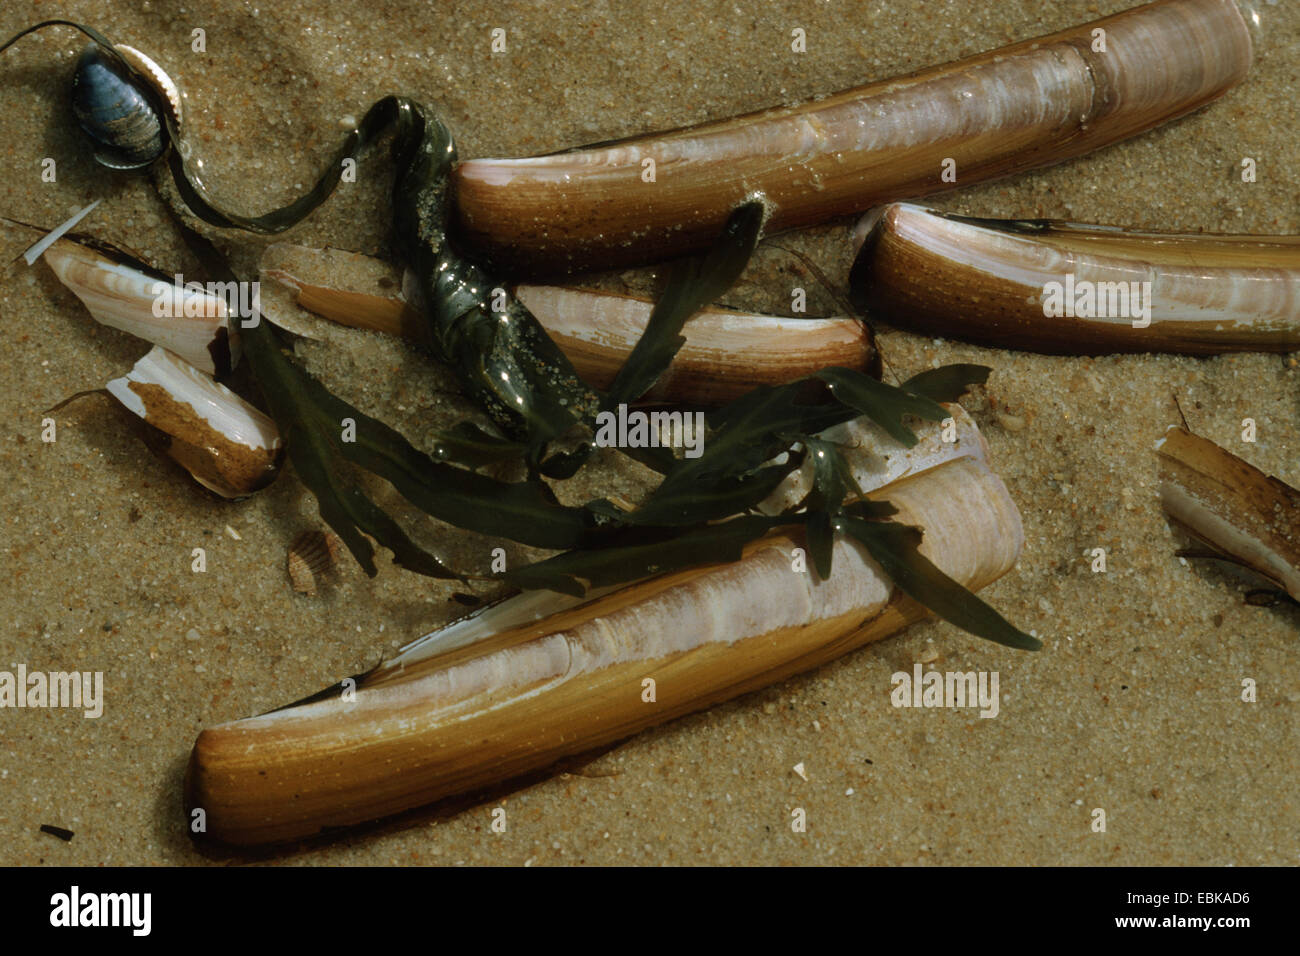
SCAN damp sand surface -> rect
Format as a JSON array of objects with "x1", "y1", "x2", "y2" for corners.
[{"x1": 0, "y1": 0, "x2": 1295, "y2": 865}]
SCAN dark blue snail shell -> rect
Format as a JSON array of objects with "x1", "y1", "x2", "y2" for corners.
[{"x1": 70, "y1": 44, "x2": 165, "y2": 170}]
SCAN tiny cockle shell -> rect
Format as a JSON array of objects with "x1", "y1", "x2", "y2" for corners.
[
  {"x1": 287, "y1": 531, "x2": 343, "y2": 596},
  {"x1": 113, "y1": 44, "x2": 183, "y2": 129}
]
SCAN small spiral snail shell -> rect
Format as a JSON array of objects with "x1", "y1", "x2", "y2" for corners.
[{"x1": 70, "y1": 42, "x2": 182, "y2": 170}]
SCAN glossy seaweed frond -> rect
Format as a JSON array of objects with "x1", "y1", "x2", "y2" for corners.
[
  {"x1": 174, "y1": 225, "x2": 597, "y2": 579},
  {"x1": 151, "y1": 92, "x2": 1032, "y2": 650}
]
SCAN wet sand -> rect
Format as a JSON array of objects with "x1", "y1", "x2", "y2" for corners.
[{"x1": 0, "y1": 0, "x2": 1295, "y2": 865}]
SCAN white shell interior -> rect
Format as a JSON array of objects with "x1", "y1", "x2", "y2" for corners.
[{"x1": 106, "y1": 346, "x2": 280, "y2": 452}]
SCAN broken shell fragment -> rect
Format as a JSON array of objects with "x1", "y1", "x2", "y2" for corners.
[
  {"x1": 259, "y1": 244, "x2": 420, "y2": 340},
  {"x1": 185, "y1": 413, "x2": 1023, "y2": 846},
  {"x1": 851, "y1": 203, "x2": 1300, "y2": 354},
  {"x1": 452, "y1": 0, "x2": 1252, "y2": 272},
  {"x1": 1157, "y1": 426, "x2": 1300, "y2": 601},
  {"x1": 107, "y1": 346, "x2": 282, "y2": 499},
  {"x1": 41, "y1": 238, "x2": 240, "y2": 375},
  {"x1": 287, "y1": 531, "x2": 343, "y2": 596},
  {"x1": 260, "y1": 243, "x2": 874, "y2": 403}
]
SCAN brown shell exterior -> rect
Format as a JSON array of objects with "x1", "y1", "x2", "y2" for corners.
[{"x1": 287, "y1": 531, "x2": 343, "y2": 596}]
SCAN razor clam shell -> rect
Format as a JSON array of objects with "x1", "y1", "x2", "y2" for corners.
[
  {"x1": 852, "y1": 203, "x2": 1300, "y2": 354},
  {"x1": 107, "y1": 346, "x2": 282, "y2": 499},
  {"x1": 452, "y1": 0, "x2": 1252, "y2": 273},
  {"x1": 259, "y1": 243, "x2": 874, "y2": 403},
  {"x1": 1157, "y1": 426, "x2": 1300, "y2": 600},
  {"x1": 514, "y1": 285, "x2": 873, "y2": 402},
  {"x1": 186, "y1": 426, "x2": 1023, "y2": 846},
  {"x1": 41, "y1": 238, "x2": 239, "y2": 376}
]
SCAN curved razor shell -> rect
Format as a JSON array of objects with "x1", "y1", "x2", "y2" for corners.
[
  {"x1": 514, "y1": 285, "x2": 873, "y2": 403},
  {"x1": 452, "y1": 0, "x2": 1252, "y2": 273},
  {"x1": 41, "y1": 238, "x2": 239, "y2": 375},
  {"x1": 107, "y1": 346, "x2": 282, "y2": 498},
  {"x1": 852, "y1": 203, "x2": 1300, "y2": 354},
  {"x1": 1157, "y1": 426, "x2": 1300, "y2": 600},
  {"x1": 260, "y1": 243, "x2": 874, "y2": 403},
  {"x1": 186, "y1": 440, "x2": 1023, "y2": 846}
]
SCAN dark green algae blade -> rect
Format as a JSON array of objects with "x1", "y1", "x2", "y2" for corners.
[
  {"x1": 241, "y1": 318, "x2": 459, "y2": 579},
  {"x1": 599, "y1": 455, "x2": 802, "y2": 528},
  {"x1": 175, "y1": 225, "x2": 593, "y2": 577},
  {"x1": 816, "y1": 367, "x2": 948, "y2": 448},
  {"x1": 799, "y1": 437, "x2": 868, "y2": 579},
  {"x1": 841, "y1": 516, "x2": 1041, "y2": 651},
  {"x1": 505, "y1": 515, "x2": 798, "y2": 598},
  {"x1": 900, "y1": 364, "x2": 991, "y2": 404},
  {"x1": 165, "y1": 96, "x2": 423, "y2": 234},
  {"x1": 430, "y1": 422, "x2": 527, "y2": 471},
  {"x1": 303, "y1": 374, "x2": 595, "y2": 550},
  {"x1": 606, "y1": 200, "x2": 765, "y2": 407}
]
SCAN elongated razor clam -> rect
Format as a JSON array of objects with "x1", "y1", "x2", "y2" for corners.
[
  {"x1": 186, "y1": 418, "x2": 1023, "y2": 847},
  {"x1": 1157, "y1": 426, "x2": 1300, "y2": 600},
  {"x1": 259, "y1": 243, "x2": 874, "y2": 403},
  {"x1": 452, "y1": 0, "x2": 1252, "y2": 273},
  {"x1": 851, "y1": 203, "x2": 1300, "y2": 354},
  {"x1": 40, "y1": 238, "x2": 240, "y2": 375},
  {"x1": 514, "y1": 286, "x2": 873, "y2": 403},
  {"x1": 107, "y1": 346, "x2": 282, "y2": 499}
]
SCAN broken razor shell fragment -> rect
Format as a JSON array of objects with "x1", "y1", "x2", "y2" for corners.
[
  {"x1": 851, "y1": 203, "x2": 1300, "y2": 355},
  {"x1": 40, "y1": 237, "x2": 240, "y2": 375},
  {"x1": 1157, "y1": 426, "x2": 1300, "y2": 601},
  {"x1": 107, "y1": 346, "x2": 282, "y2": 499},
  {"x1": 259, "y1": 243, "x2": 874, "y2": 403},
  {"x1": 451, "y1": 0, "x2": 1252, "y2": 273},
  {"x1": 258, "y1": 244, "x2": 421, "y2": 340},
  {"x1": 185, "y1": 413, "x2": 1023, "y2": 846}
]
